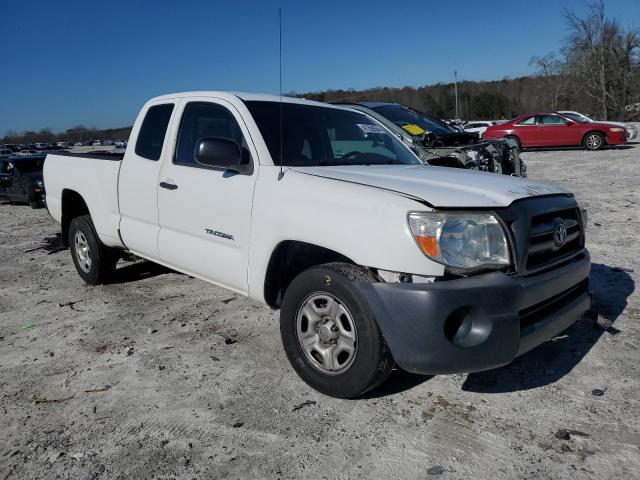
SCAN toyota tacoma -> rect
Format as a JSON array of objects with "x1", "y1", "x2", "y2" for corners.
[{"x1": 43, "y1": 92, "x2": 591, "y2": 398}]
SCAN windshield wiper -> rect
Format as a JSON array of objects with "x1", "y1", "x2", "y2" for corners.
[
  {"x1": 315, "y1": 159, "x2": 337, "y2": 166},
  {"x1": 307, "y1": 158, "x2": 405, "y2": 167}
]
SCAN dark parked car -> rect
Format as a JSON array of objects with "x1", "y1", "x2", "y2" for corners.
[
  {"x1": 336, "y1": 102, "x2": 525, "y2": 176},
  {"x1": 0, "y1": 155, "x2": 46, "y2": 208},
  {"x1": 1, "y1": 144, "x2": 21, "y2": 153},
  {"x1": 357, "y1": 102, "x2": 480, "y2": 147}
]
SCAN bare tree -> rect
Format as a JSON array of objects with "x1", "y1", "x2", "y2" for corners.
[
  {"x1": 564, "y1": 0, "x2": 640, "y2": 119},
  {"x1": 530, "y1": 53, "x2": 567, "y2": 110}
]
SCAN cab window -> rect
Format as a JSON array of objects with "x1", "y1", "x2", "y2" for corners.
[{"x1": 174, "y1": 102, "x2": 250, "y2": 168}]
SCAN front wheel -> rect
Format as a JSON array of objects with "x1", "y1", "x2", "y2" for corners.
[
  {"x1": 280, "y1": 263, "x2": 394, "y2": 398},
  {"x1": 583, "y1": 132, "x2": 605, "y2": 151},
  {"x1": 505, "y1": 135, "x2": 521, "y2": 150},
  {"x1": 69, "y1": 215, "x2": 117, "y2": 284}
]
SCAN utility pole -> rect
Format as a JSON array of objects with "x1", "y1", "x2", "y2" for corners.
[{"x1": 454, "y1": 70, "x2": 459, "y2": 120}]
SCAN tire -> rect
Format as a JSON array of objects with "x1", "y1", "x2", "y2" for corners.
[
  {"x1": 505, "y1": 135, "x2": 521, "y2": 150},
  {"x1": 68, "y1": 214, "x2": 117, "y2": 284},
  {"x1": 583, "y1": 132, "x2": 605, "y2": 151},
  {"x1": 29, "y1": 200, "x2": 41, "y2": 209},
  {"x1": 280, "y1": 262, "x2": 394, "y2": 398}
]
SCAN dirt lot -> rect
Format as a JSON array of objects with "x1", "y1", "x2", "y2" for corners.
[{"x1": 1, "y1": 144, "x2": 639, "y2": 480}]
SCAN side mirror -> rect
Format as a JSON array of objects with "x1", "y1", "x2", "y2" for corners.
[
  {"x1": 195, "y1": 137, "x2": 250, "y2": 174},
  {"x1": 565, "y1": 121, "x2": 573, "y2": 126}
]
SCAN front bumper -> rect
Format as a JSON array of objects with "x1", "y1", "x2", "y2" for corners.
[
  {"x1": 356, "y1": 251, "x2": 591, "y2": 375},
  {"x1": 607, "y1": 131, "x2": 628, "y2": 145}
]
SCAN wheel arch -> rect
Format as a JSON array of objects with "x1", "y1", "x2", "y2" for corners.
[
  {"x1": 582, "y1": 129, "x2": 607, "y2": 146},
  {"x1": 60, "y1": 189, "x2": 90, "y2": 247},
  {"x1": 263, "y1": 240, "x2": 357, "y2": 309},
  {"x1": 504, "y1": 134, "x2": 521, "y2": 149}
]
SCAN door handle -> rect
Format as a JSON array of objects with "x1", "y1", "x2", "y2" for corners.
[{"x1": 159, "y1": 181, "x2": 178, "y2": 190}]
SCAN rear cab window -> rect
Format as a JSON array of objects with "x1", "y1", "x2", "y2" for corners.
[{"x1": 135, "y1": 104, "x2": 174, "y2": 160}]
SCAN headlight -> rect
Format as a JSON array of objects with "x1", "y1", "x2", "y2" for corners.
[
  {"x1": 609, "y1": 127, "x2": 625, "y2": 132},
  {"x1": 578, "y1": 205, "x2": 588, "y2": 227},
  {"x1": 408, "y1": 212, "x2": 510, "y2": 272}
]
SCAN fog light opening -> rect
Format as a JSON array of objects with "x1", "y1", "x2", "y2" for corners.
[{"x1": 444, "y1": 306, "x2": 492, "y2": 347}]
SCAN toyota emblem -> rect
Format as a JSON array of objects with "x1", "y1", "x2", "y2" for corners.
[{"x1": 553, "y1": 218, "x2": 568, "y2": 247}]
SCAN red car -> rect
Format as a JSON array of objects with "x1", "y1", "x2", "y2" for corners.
[{"x1": 483, "y1": 112, "x2": 628, "y2": 150}]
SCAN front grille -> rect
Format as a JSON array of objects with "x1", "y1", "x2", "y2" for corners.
[
  {"x1": 519, "y1": 279, "x2": 589, "y2": 331},
  {"x1": 496, "y1": 195, "x2": 586, "y2": 275},
  {"x1": 526, "y1": 207, "x2": 583, "y2": 271}
]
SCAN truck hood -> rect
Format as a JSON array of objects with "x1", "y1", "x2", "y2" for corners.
[{"x1": 292, "y1": 165, "x2": 570, "y2": 208}]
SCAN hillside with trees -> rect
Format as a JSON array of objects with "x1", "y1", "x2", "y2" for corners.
[{"x1": 2, "y1": 125, "x2": 132, "y2": 145}]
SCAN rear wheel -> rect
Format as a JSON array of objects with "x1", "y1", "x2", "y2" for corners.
[
  {"x1": 280, "y1": 263, "x2": 394, "y2": 398},
  {"x1": 69, "y1": 215, "x2": 117, "y2": 284},
  {"x1": 583, "y1": 132, "x2": 605, "y2": 151}
]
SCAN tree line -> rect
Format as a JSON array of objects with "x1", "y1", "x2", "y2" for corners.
[
  {"x1": 2, "y1": 125, "x2": 132, "y2": 145},
  {"x1": 532, "y1": 0, "x2": 639, "y2": 120}
]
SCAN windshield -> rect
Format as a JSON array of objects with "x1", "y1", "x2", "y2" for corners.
[
  {"x1": 562, "y1": 112, "x2": 589, "y2": 123},
  {"x1": 371, "y1": 105, "x2": 455, "y2": 135},
  {"x1": 340, "y1": 104, "x2": 413, "y2": 142},
  {"x1": 245, "y1": 101, "x2": 420, "y2": 167}
]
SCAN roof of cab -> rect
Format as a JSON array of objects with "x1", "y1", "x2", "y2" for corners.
[
  {"x1": 358, "y1": 101, "x2": 399, "y2": 108},
  {"x1": 146, "y1": 91, "x2": 347, "y2": 109}
]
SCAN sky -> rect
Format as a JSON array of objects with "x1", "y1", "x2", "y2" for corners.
[{"x1": 1, "y1": 0, "x2": 639, "y2": 135}]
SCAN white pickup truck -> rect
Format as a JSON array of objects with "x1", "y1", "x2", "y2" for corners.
[{"x1": 44, "y1": 92, "x2": 591, "y2": 398}]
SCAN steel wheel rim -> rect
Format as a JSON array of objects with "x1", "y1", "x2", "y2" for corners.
[
  {"x1": 586, "y1": 134, "x2": 602, "y2": 149},
  {"x1": 74, "y1": 230, "x2": 92, "y2": 273},
  {"x1": 296, "y1": 292, "x2": 358, "y2": 375}
]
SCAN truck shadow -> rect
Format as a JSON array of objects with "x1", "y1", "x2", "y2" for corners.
[
  {"x1": 108, "y1": 261, "x2": 176, "y2": 284},
  {"x1": 363, "y1": 369, "x2": 434, "y2": 398},
  {"x1": 461, "y1": 263, "x2": 634, "y2": 393},
  {"x1": 367, "y1": 263, "x2": 634, "y2": 398}
]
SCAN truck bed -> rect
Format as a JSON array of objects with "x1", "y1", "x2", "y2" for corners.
[
  {"x1": 43, "y1": 152, "x2": 124, "y2": 248},
  {"x1": 52, "y1": 151, "x2": 125, "y2": 161}
]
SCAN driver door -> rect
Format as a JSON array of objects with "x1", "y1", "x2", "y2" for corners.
[
  {"x1": 157, "y1": 99, "x2": 258, "y2": 294},
  {"x1": 513, "y1": 115, "x2": 541, "y2": 147},
  {"x1": 538, "y1": 114, "x2": 582, "y2": 146}
]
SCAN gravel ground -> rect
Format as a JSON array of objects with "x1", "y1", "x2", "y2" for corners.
[{"x1": 1, "y1": 144, "x2": 639, "y2": 480}]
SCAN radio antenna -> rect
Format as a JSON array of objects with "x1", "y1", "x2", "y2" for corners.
[{"x1": 277, "y1": 7, "x2": 285, "y2": 181}]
